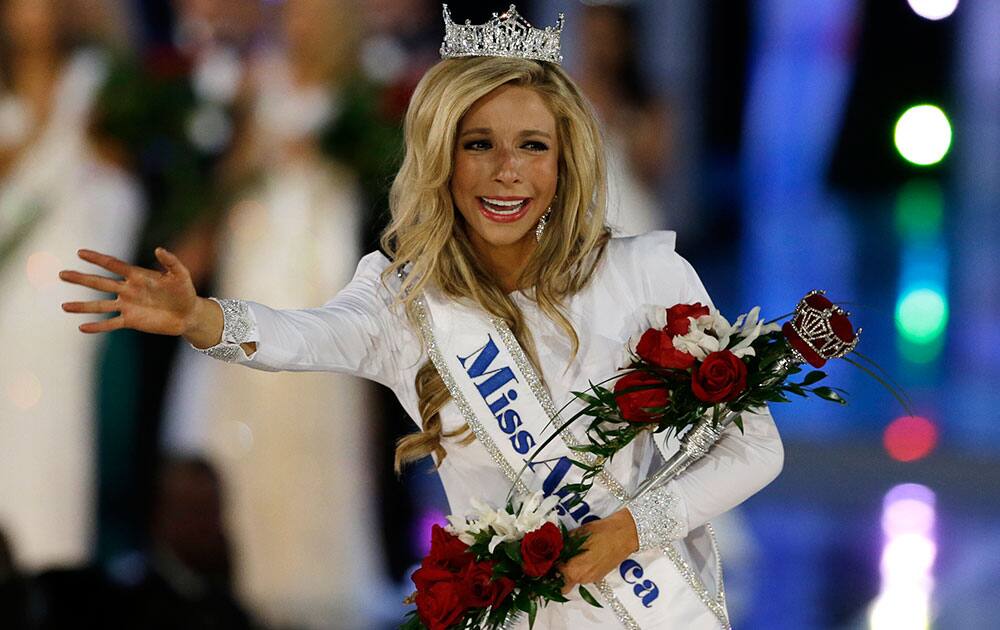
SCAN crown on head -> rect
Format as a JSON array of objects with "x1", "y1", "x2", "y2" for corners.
[{"x1": 440, "y1": 4, "x2": 564, "y2": 65}]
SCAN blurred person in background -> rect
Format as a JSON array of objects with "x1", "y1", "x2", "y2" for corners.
[
  {"x1": 0, "y1": 0, "x2": 144, "y2": 571},
  {"x1": 89, "y1": 0, "x2": 265, "y2": 575},
  {"x1": 574, "y1": 2, "x2": 672, "y2": 236},
  {"x1": 161, "y1": 0, "x2": 385, "y2": 625},
  {"x1": 0, "y1": 525, "x2": 36, "y2": 629},
  {"x1": 118, "y1": 456, "x2": 257, "y2": 629}
]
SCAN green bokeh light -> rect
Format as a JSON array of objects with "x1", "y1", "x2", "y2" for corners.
[
  {"x1": 895, "y1": 180, "x2": 943, "y2": 237},
  {"x1": 895, "y1": 287, "x2": 949, "y2": 343}
]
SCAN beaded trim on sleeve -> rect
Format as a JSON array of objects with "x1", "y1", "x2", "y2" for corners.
[
  {"x1": 626, "y1": 486, "x2": 683, "y2": 551},
  {"x1": 194, "y1": 298, "x2": 254, "y2": 363}
]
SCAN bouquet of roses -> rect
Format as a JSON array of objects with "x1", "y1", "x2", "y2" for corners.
[
  {"x1": 401, "y1": 492, "x2": 600, "y2": 630},
  {"x1": 531, "y1": 290, "x2": 906, "y2": 501}
]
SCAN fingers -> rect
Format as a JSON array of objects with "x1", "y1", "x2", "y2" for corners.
[
  {"x1": 78, "y1": 316, "x2": 125, "y2": 334},
  {"x1": 154, "y1": 247, "x2": 188, "y2": 278},
  {"x1": 62, "y1": 300, "x2": 119, "y2": 314},
  {"x1": 77, "y1": 249, "x2": 132, "y2": 277},
  {"x1": 58, "y1": 270, "x2": 123, "y2": 294}
]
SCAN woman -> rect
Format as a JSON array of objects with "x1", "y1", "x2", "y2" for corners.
[
  {"x1": 60, "y1": 7, "x2": 782, "y2": 628},
  {"x1": 0, "y1": 0, "x2": 143, "y2": 569},
  {"x1": 161, "y1": 0, "x2": 381, "y2": 624}
]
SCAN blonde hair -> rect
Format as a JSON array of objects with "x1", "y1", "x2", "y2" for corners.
[{"x1": 383, "y1": 57, "x2": 610, "y2": 471}]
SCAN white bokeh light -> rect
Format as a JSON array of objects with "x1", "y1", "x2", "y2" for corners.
[
  {"x1": 894, "y1": 104, "x2": 952, "y2": 166},
  {"x1": 907, "y1": 0, "x2": 959, "y2": 21}
]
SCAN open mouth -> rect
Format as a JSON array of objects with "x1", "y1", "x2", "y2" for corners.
[{"x1": 477, "y1": 196, "x2": 532, "y2": 223}]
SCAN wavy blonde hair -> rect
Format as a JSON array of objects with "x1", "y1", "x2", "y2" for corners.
[{"x1": 382, "y1": 57, "x2": 610, "y2": 471}]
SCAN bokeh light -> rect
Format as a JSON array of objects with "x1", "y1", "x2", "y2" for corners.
[
  {"x1": 894, "y1": 104, "x2": 953, "y2": 166},
  {"x1": 870, "y1": 484, "x2": 937, "y2": 630},
  {"x1": 895, "y1": 287, "x2": 948, "y2": 343},
  {"x1": 895, "y1": 180, "x2": 943, "y2": 238},
  {"x1": 906, "y1": 0, "x2": 960, "y2": 21},
  {"x1": 884, "y1": 416, "x2": 939, "y2": 462}
]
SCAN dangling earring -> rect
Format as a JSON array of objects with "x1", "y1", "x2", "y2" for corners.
[{"x1": 535, "y1": 208, "x2": 551, "y2": 242}]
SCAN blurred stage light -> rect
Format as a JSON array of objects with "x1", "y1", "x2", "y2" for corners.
[
  {"x1": 896, "y1": 287, "x2": 948, "y2": 344},
  {"x1": 884, "y1": 416, "x2": 939, "y2": 462},
  {"x1": 894, "y1": 104, "x2": 952, "y2": 166},
  {"x1": 869, "y1": 483, "x2": 936, "y2": 630},
  {"x1": 26, "y1": 251, "x2": 62, "y2": 289},
  {"x1": 413, "y1": 508, "x2": 448, "y2": 557},
  {"x1": 894, "y1": 180, "x2": 943, "y2": 238},
  {"x1": 907, "y1": 0, "x2": 959, "y2": 21},
  {"x1": 6, "y1": 370, "x2": 42, "y2": 410}
]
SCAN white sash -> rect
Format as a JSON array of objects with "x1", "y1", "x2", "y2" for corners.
[{"x1": 417, "y1": 291, "x2": 730, "y2": 630}]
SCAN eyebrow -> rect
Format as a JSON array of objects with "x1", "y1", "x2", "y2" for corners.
[{"x1": 459, "y1": 127, "x2": 553, "y2": 139}]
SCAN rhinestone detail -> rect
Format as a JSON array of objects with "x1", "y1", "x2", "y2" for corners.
[
  {"x1": 440, "y1": 4, "x2": 564, "y2": 65},
  {"x1": 627, "y1": 486, "x2": 682, "y2": 552},
  {"x1": 194, "y1": 297, "x2": 254, "y2": 363}
]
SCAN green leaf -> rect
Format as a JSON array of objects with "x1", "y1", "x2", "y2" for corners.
[
  {"x1": 528, "y1": 598, "x2": 538, "y2": 628},
  {"x1": 732, "y1": 414, "x2": 744, "y2": 433},
  {"x1": 801, "y1": 370, "x2": 827, "y2": 386},
  {"x1": 578, "y1": 585, "x2": 603, "y2": 608},
  {"x1": 504, "y1": 541, "x2": 522, "y2": 564},
  {"x1": 813, "y1": 386, "x2": 847, "y2": 404}
]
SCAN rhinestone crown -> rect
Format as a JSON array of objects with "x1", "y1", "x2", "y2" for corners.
[
  {"x1": 440, "y1": 4, "x2": 564, "y2": 65},
  {"x1": 785, "y1": 290, "x2": 860, "y2": 367}
]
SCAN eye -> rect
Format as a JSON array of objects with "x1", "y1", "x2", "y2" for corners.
[
  {"x1": 522, "y1": 140, "x2": 549, "y2": 152},
  {"x1": 463, "y1": 139, "x2": 492, "y2": 151}
]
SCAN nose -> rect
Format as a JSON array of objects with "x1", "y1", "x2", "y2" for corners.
[{"x1": 492, "y1": 147, "x2": 522, "y2": 185}]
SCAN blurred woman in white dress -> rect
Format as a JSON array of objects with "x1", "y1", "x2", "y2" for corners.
[
  {"x1": 0, "y1": 0, "x2": 143, "y2": 569},
  {"x1": 161, "y1": 0, "x2": 382, "y2": 626}
]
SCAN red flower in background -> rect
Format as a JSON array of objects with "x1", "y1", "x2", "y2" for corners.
[
  {"x1": 520, "y1": 522, "x2": 564, "y2": 577},
  {"x1": 635, "y1": 328, "x2": 696, "y2": 369},
  {"x1": 614, "y1": 371, "x2": 669, "y2": 423},
  {"x1": 691, "y1": 350, "x2": 748, "y2": 403},
  {"x1": 665, "y1": 303, "x2": 710, "y2": 337}
]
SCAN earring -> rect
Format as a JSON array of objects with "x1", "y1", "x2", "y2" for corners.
[{"x1": 535, "y1": 208, "x2": 551, "y2": 242}]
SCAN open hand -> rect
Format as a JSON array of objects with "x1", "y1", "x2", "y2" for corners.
[
  {"x1": 59, "y1": 247, "x2": 199, "y2": 336},
  {"x1": 559, "y1": 509, "x2": 639, "y2": 593}
]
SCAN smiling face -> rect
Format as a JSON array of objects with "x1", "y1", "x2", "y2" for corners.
[{"x1": 450, "y1": 84, "x2": 560, "y2": 269}]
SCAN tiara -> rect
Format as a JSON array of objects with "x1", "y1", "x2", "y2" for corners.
[{"x1": 440, "y1": 4, "x2": 564, "y2": 65}]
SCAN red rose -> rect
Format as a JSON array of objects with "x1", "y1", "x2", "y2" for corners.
[
  {"x1": 520, "y1": 522, "x2": 564, "y2": 578},
  {"x1": 665, "y1": 303, "x2": 711, "y2": 337},
  {"x1": 415, "y1": 579, "x2": 466, "y2": 630},
  {"x1": 411, "y1": 562, "x2": 456, "y2": 593},
  {"x1": 635, "y1": 328, "x2": 696, "y2": 369},
  {"x1": 691, "y1": 350, "x2": 748, "y2": 403},
  {"x1": 613, "y1": 371, "x2": 669, "y2": 423},
  {"x1": 461, "y1": 561, "x2": 515, "y2": 608},
  {"x1": 427, "y1": 525, "x2": 472, "y2": 572}
]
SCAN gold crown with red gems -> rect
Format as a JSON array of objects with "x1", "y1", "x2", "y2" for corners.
[{"x1": 440, "y1": 4, "x2": 564, "y2": 65}]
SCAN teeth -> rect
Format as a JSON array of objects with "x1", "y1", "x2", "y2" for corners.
[{"x1": 481, "y1": 197, "x2": 528, "y2": 214}]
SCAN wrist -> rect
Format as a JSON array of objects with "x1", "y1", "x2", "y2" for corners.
[
  {"x1": 612, "y1": 508, "x2": 640, "y2": 555},
  {"x1": 184, "y1": 297, "x2": 223, "y2": 348}
]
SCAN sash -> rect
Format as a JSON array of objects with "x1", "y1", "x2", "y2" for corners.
[{"x1": 417, "y1": 291, "x2": 730, "y2": 630}]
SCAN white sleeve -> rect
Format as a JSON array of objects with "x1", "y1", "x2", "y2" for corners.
[
  {"x1": 193, "y1": 251, "x2": 408, "y2": 389},
  {"x1": 623, "y1": 231, "x2": 785, "y2": 550}
]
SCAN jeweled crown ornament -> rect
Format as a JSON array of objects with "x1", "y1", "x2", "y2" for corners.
[
  {"x1": 440, "y1": 4, "x2": 564, "y2": 65},
  {"x1": 782, "y1": 290, "x2": 861, "y2": 368}
]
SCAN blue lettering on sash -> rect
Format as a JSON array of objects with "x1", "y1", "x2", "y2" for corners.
[
  {"x1": 620, "y1": 559, "x2": 660, "y2": 607},
  {"x1": 458, "y1": 335, "x2": 536, "y2": 461}
]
